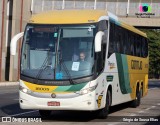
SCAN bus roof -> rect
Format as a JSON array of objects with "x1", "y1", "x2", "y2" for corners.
[
  {"x1": 29, "y1": 10, "x2": 147, "y2": 38},
  {"x1": 29, "y1": 10, "x2": 106, "y2": 24},
  {"x1": 118, "y1": 21, "x2": 147, "y2": 38}
]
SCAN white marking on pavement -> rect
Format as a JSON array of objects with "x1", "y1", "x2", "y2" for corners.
[
  {"x1": 148, "y1": 87, "x2": 159, "y2": 90},
  {"x1": 108, "y1": 123, "x2": 120, "y2": 125},
  {"x1": 145, "y1": 108, "x2": 151, "y2": 111},
  {"x1": 129, "y1": 114, "x2": 137, "y2": 116},
  {"x1": 10, "y1": 110, "x2": 38, "y2": 117},
  {"x1": 151, "y1": 106, "x2": 156, "y2": 108},
  {"x1": 144, "y1": 106, "x2": 156, "y2": 112},
  {"x1": 138, "y1": 110, "x2": 144, "y2": 113}
]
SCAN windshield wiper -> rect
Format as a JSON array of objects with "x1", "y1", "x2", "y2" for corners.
[
  {"x1": 34, "y1": 54, "x2": 51, "y2": 83},
  {"x1": 54, "y1": 28, "x2": 75, "y2": 84},
  {"x1": 59, "y1": 59, "x2": 76, "y2": 85}
]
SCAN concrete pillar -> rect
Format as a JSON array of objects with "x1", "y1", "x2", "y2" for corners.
[
  {"x1": 9, "y1": 0, "x2": 32, "y2": 81},
  {"x1": 0, "y1": 0, "x2": 7, "y2": 82}
]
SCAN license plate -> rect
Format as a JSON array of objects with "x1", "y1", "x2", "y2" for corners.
[{"x1": 47, "y1": 101, "x2": 60, "y2": 106}]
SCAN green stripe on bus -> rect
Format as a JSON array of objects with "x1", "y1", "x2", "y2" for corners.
[
  {"x1": 53, "y1": 82, "x2": 87, "y2": 92},
  {"x1": 116, "y1": 53, "x2": 131, "y2": 94},
  {"x1": 106, "y1": 75, "x2": 114, "y2": 82},
  {"x1": 53, "y1": 86, "x2": 71, "y2": 92},
  {"x1": 67, "y1": 82, "x2": 87, "y2": 92},
  {"x1": 121, "y1": 55, "x2": 132, "y2": 94}
]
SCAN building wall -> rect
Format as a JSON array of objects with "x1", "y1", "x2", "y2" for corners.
[
  {"x1": 0, "y1": 1, "x2": 2, "y2": 39},
  {"x1": 0, "y1": 0, "x2": 2, "y2": 81},
  {"x1": 0, "y1": 0, "x2": 7, "y2": 82},
  {"x1": 9, "y1": 0, "x2": 32, "y2": 81}
]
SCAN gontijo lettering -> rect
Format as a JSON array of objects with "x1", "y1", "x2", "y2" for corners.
[{"x1": 131, "y1": 60, "x2": 142, "y2": 70}]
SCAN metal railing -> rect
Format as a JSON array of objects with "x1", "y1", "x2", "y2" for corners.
[{"x1": 31, "y1": 0, "x2": 160, "y2": 17}]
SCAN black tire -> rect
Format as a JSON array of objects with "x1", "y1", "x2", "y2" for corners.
[
  {"x1": 39, "y1": 110, "x2": 52, "y2": 118},
  {"x1": 98, "y1": 90, "x2": 111, "y2": 119},
  {"x1": 131, "y1": 86, "x2": 141, "y2": 108}
]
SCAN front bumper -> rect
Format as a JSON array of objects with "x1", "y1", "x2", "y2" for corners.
[{"x1": 19, "y1": 91, "x2": 97, "y2": 111}]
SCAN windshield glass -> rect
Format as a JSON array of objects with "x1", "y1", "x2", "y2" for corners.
[{"x1": 21, "y1": 24, "x2": 96, "y2": 80}]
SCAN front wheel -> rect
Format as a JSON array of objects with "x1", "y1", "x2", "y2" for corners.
[
  {"x1": 39, "y1": 110, "x2": 52, "y2": 118},
  {"x1": 98, "y1": 90, "x2": 111, "y2": 119}
]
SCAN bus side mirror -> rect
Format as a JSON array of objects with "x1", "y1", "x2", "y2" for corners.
[
  {"x1": 95, "y1": 31, "x2": 104, "y2": 52},
  {"x1": 10, "y1": 32, "x2": 24, "y2": 56}
]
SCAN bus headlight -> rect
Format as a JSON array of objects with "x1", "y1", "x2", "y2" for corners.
[
  {"x1": 76, "y1": 84, "x2": 97, "y2": 95},
  {"x1": 19, "y1": 86, "x2": 32, "y2": 94}
]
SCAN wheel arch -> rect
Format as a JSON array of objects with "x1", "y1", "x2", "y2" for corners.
[
  {"x1": 104, "y1": 84, "x2": 112, "y2": 106},
  {"x1": 140, "y1": 81, "x2": 144, "y2": 97}
]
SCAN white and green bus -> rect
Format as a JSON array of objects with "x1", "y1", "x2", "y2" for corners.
[{"x1": 11, "y1": 10, "x2": 148, "y2": 118}]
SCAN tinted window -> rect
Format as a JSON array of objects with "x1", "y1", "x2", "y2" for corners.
[{"x1": 108, "y1": 22, "x2": 148, "y2": 58}]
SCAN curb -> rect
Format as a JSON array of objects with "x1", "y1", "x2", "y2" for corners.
[
  {"x1": 0, "y1": 82, "x2": 19, "y2": 87},
  {"x1": 149, "y1": 79, "x2": 160, "y2": 82}
]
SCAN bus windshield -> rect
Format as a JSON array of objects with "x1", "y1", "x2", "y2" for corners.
[{"x1": 21, "y1": 24, "x2": 96, "y2": 81}]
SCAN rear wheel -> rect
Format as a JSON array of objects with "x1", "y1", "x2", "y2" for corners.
[
  {"x1": 131, "y1": 86, "x2": 141, "y2": 108},
  {"x1": 98, "y1": 90, "x2": 111, "y2": 119},
  {"x1": 39, "y1": 110, "x2": 52, "y2": 118}
]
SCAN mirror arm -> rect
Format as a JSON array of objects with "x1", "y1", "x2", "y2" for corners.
[
  {"x1": 95, "y1": 31, "x2": 104, "y2": 52},
  {"x1": 10, "y1": 32, "x2": 24, "y2": 56}
]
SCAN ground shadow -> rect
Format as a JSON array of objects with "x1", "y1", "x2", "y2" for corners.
[
  {"x1": 0, "y1": 101, "x2": 133, "y2": 122},
  {"x1": 1, "y1": 103, "x2": 32, "y2": 116},
  {"x1": 41, "y1": 102, "x2": 132, "y2": 122}
]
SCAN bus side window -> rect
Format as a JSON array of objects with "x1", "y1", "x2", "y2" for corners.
[
  {"x1": 115, "y1": 25, "x2": 121, "y2": 53},
  {"x1": 142, "y1": 38, "x2": 145, "y2": 57},
  {"x1": 108, "y1": 22, "x2": 115, "y2": 57},
  {"x1": 139, "y1": 36, "x2": 142, "y2": 57},
  {"x1": 102, "y1": 30, "x2": 107, "y2": 60},
  {"x1": 127, "y1": 31, "x2": 131, "y2": 55},
  {"x1": 136, "y1": 36, "x2": 141, "y2": 57},
  {"x1": 115, "y1": 36, "x2": 120, "y2": 53},
  {"x1": 122, "y1": 28, "x2": 127, "y2": 54},
  {"x1": 130, "y1": 34, "x2": 135, "y2": 56},
  {"x1": 145, "y1": 39, "x2": 148, "y2": 57},
  {"x1": 133, "y1": 34, "x2": 137, "y2": 56}
]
